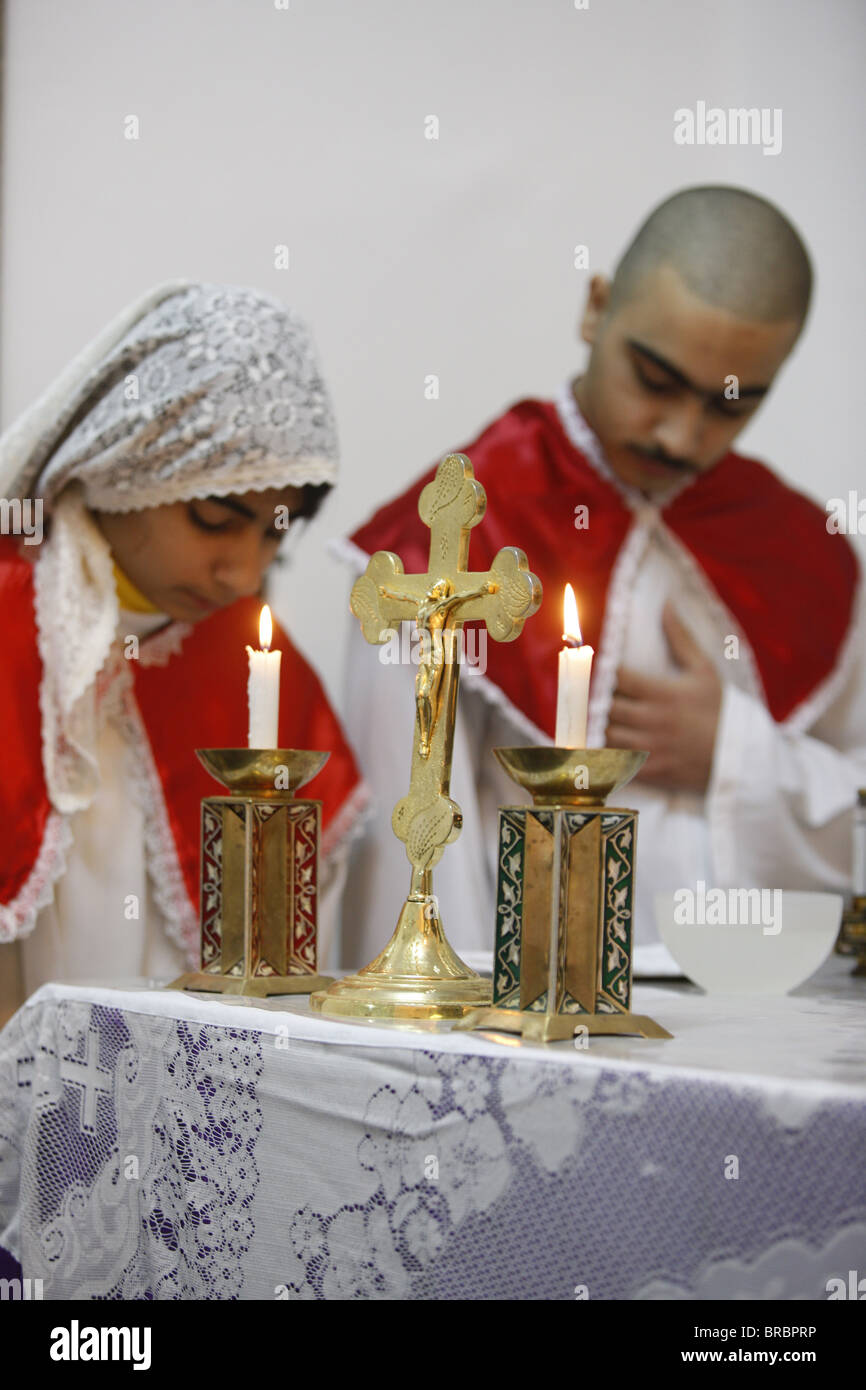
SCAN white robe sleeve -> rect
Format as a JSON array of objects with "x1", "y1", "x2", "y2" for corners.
[
  {"x1": 337, "y1": 534, "x2": 866, "y2": 969},
  {"x1": 19, "y1": 710, "x2": 188, "y2": 998},
  {"x1": 708, "y1": 584, "x2": 866, "y2": 893},
  {"x1": 316, "y1": 844, "x2": 352, "y2": 973}
]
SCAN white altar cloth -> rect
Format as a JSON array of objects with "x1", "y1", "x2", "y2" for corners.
[{"x1": 0, "y1": 957, "x2": 864, "y2": 1300}]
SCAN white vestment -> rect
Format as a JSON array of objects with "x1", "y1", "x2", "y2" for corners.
[
  {"x1": 0, "y1": 281, "x2": 352, "y2": 1002},
  {"x1": 20, "y1": 609, "x2": 347, "y2": 997},
  {"x1": 337, "y1": 389, "x2": 866, "y2": 974}
]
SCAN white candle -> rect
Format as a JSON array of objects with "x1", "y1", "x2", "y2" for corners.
[
  {"x1": 246, "y1": 604, "x2": 281, "y2": 748},
  {"x1": 555, "y1": 583, "x2": 594, "y2": 747}
]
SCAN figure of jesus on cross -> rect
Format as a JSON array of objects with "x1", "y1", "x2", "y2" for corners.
[
  {"x1": 378, "y1": 574, "x2": 497, "y2": 759},
  {"x1": 315, "y1": 452, "x2": 541, "y2": 1021}
]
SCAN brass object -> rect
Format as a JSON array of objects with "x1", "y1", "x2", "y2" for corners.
[
  {"x1": 836, "y1": 789, "x2": 866, "y2": 975},
  {"x1": 169, "y1": 748, "x2": 334, "y2": 997},
  {"x1": 312, "y1": 452, "x2": 542, "y2": 1022},
  {"x1": 453, "y1": 1007, "x2": 673, "y2": 1042},
  {"x1": 838, "y1": 896, "x2": 866, "y2": 976},
  {"x1": 475, "y1": 744, "x2": 671, "y2": 1042},
  {"x1": 492, "y1": 746, "x2": 649, "y2": 807},
  {"x1": 195, "y1": 747, "x2": 330, "y2": 797}
]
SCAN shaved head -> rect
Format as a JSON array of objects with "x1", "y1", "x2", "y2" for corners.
[{"x1": 608, "y1": 185, "x2": 812, "y2": 329}]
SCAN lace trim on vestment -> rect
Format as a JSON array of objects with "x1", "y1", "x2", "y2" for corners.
[{"x1": 0, "y1": 812, "x2": 75, "y2": 944}]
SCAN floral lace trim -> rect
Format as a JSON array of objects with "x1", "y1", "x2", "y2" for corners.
[
  {"x1": 632, "y1": 1221, "x2": 866, "y2": 1301},
  {"x1": 85, "y1": 459, "x2": 337, "y2": 515},
  {"x1": 14, "y1": 284, "x2": 340, "y2": 514},
  {"x1": 32, "y1": 488, "x2": 120, "y2": 816},
  {"x1": 0, "y1": 280, "x2": 190, "y2": 503},
  {"x1": 136, "y1": 620, "x2": 193, "y2": 668},
  {"x1": 0, "y1": 811, "x2": 75, "y2": 943}
]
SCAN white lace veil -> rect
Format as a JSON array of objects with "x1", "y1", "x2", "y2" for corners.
[{"x1": 0, "y1": 280, "x2": 339, "y2": 815}]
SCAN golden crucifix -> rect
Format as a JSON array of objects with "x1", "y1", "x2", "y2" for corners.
[{"x1": 311, "y1": 452, "x2": 542, "y2": 1022}]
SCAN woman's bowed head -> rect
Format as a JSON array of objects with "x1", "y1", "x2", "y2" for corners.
[
  {"x1": 0, "y1": 280, "x2": 340, "y2": 625},
  {"x1": 93, "y1": 484, "x2": 320, "y2": 624},
  {"x1": 0, "y1": 280, "x2": 367, "y2": 997}
]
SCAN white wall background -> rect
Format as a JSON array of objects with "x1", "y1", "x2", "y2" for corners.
[{"x1": 2, "y1": 0, "x2": 864, "y2": 708}]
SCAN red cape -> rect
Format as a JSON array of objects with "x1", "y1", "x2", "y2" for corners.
[
  {"x1": 350, "y1": 398, "x2": 859, "y2": 735},
  {"x1": 0, "y1": 533, "x2": 365, "y2": 928}
]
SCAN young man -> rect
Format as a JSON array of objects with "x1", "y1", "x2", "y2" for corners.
[{"x1": 339, "y1": 185, "x2": 866, "y2": 973}]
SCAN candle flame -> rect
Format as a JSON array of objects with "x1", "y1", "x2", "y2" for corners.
[
  {"x1": 259, "y1": 604, "x2": 273, "y2": 651},
  {"x1": 562, "y1": 583, "x2": 582, "y2": 644}
]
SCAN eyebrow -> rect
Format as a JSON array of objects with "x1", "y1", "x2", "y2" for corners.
[
  {"x1": 626, "y1": 339, "x2": 769, "y2": 400},
  {"x1": 205, "y1": 494, "x2": 283, "y2": 526}
]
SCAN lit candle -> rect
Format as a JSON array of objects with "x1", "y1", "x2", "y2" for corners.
[
  {"x1": 246, "y1": 604, "x2": 281, "y2": 748},
  {"x1": 555, "y1": 583, "x2": 594, "y2": 747}
]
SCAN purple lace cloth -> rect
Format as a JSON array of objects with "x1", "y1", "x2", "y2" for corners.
[{"x1": 1, "y1": 971, "x2": 865, "y2": 1300}]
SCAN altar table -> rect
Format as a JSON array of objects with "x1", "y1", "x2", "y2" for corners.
[{"x1": 1, "y1": 958, "x2": 864, "y2": 1300}]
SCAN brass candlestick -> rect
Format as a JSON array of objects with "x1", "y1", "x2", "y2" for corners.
[
  {"x1": 311, "y1": 452, "x2": 542, "y2": 1022},
  {"x1": 169, "y1": 748, "x2": 335, "y2": 997},
  {"x1": 838, "y1": 902, "x2": 866, "y2": 975},
  {"x1": 454, "y1": 746, "x2": 672, "y2": 1042},
  {"x1": 836, "y1": 788, "x2": 866, "y2": 975}
]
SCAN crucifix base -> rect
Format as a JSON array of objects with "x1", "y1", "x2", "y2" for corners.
[
  {"x1": 170, "y1": 972, "x2": 335, "y2": 998},
  {"x1": 311, "y1": 894, "x2": 492, "y2": 1021},
  {"x1": 453, "y1": 1007, "x2": 673, "y2": 1042}
]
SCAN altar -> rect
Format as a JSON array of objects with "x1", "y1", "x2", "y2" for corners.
[
  {"x1": 1, "y1": 954, "x2": 864, "y2": 1301},
  {"x1": 2, "y1": 368, "x2": 865, "y2": 1314}
]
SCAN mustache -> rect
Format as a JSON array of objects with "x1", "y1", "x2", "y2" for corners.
[{"x1": 628, "y1": 445, "x2": 699, "y2": 474}]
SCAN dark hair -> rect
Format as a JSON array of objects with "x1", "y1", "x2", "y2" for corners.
[
  {"x1": 609, "y1": 185, "x2": 813, "y2": 329},
  {"x1": 294, "y1": 481, "x2": 332, "y2": 523}
]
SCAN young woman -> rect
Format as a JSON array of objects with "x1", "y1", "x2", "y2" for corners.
[{"x1": 0, "y1": 280, "x2": 368, "y2": 1016}]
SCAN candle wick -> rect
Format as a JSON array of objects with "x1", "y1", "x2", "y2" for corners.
[{"x1": 562, "y1": 634, "x2": 582, "y2": 649}]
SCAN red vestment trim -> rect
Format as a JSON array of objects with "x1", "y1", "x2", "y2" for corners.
[
  {"x1": 0, "y1": 534, "x2": 363, "y2": 917},
  {"x1": 350, "y1": 399, "x2": 859, "y2": 737}
]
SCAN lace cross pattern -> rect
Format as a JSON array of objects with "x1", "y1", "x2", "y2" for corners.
[{"x1": 1, "y1": 995, "x2": 864, "y2": 1300}]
